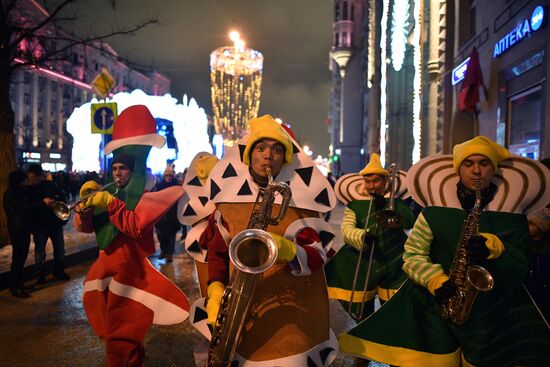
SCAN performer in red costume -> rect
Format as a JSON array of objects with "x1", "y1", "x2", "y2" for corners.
[{"x1": 74, "y1": 105, "x2": 189, "y2": 367}]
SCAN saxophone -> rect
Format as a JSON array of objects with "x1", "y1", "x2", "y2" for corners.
[
  {"x1": 441, "y1": 180, "x2": 495, "y2": 325},
  {"x1": 207, "y1": 168, "x2": 292, "y2": 367}
]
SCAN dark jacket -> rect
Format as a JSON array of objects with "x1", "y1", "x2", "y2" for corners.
[
  {"x1": 3, "y1": 185, "x2": 42, "y2": 235},
  {"x1": 28, "y1": 180, "x2": 67, "y2": 226},
  {"x1": 154, "y1": 179, "x2": 180, "y2": 232}
]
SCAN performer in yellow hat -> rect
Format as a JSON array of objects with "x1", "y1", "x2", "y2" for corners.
[
  {"x1": 325, "y1": 153, "x2": 415, "y2": 325},
  {"x1": 339, "y1": 136, "x2": 550, "y2": 367},
  {"x1": 196, "y1": 114, "x2": 339, "y2": 366}
]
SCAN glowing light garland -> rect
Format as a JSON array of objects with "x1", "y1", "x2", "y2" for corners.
[
  {"x1": 67, "y1": 89, "x2": 212, "y2": 173},
  {"x1": 210, "y1": 33, "x2": 263, "y2": 144},
  {"x1": 391, "y1": 0, "x2": 410, "y2": 71},
  {"x1": 412, "y1": 0, "x2": 422, "y2": 163},
  {"x1": 380, "y1": 0, "x2": 389, "y2": 167}
]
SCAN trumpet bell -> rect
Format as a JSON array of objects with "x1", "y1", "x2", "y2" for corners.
[{"x1": 53, "y1": 201, "x2": 71, "y2": 221}]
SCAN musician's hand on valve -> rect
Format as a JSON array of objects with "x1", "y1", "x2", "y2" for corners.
[
  {"x1": 434, "y1": 280, "x2": 457, "y2": 304},
  {"x1": 466, "y1": 235, "x2": 490, "y2": 266},
  {"x1": 269, "y1": 232, "x2": 296, "y2": 262},
  {"x1": 207, "y1": 281, "x2": 225, "y2": 325}
]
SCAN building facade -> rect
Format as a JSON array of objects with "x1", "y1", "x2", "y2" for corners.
[
  {"x1": 9, "y1": 0, "x2": 171, "y2": 172},
  {"x1": 329, "y1": 0, "x2": 549, "y2": 175},
  {"x1": 448, "y1": 0, "x2": 549, "y2": 160}
]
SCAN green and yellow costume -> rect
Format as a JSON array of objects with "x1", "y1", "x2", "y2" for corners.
[{"x1": 340, "y1": 206, "x2": 550, "y2": 367}]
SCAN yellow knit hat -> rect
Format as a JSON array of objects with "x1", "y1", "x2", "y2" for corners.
[
  {"x1": 243, "y1": 115, "x2": 293, "y2": 166},
  {"x1": 359, "y1": 153, "x2": 389, "y2": 176},
  {"x1": 453, "y1": 136, "x2": 511, "y2": 172},
  {"x1": 189, "y1": 152, "x2": 219, "y2": 182}
]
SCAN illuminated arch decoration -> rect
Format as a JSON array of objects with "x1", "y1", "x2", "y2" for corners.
[{"x1": 67, "y1": 89, "x2": 212, "y2": 173}]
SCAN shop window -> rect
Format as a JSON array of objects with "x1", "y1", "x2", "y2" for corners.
[{"x1": 508, "y1": 86, "x2": 541, "y2": 159}]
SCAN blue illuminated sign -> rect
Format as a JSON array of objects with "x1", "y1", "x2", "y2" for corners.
[
  {"x1": 493, "y1": 5, "x2": 545, "y2": 58},
  {"x1": 452, "y1": 57, "x2": 471, "y2": 85},
  {"x1": 531, "y1": 5, "x2": 544, "y2": 31}
]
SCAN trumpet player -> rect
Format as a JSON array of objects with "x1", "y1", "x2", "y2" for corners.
[
  {"x1": 73, "y1": 105, "x2": 189, "y2": 367},
  {"x1": 197, "y1": 115, "x2": 339, "y2": 366},
  {"x1": 325, "y1": 153, "x2": 415, "y2": 322},
  {"x1": 339, "y1": 136, "x2": 550, "y2": 367}
]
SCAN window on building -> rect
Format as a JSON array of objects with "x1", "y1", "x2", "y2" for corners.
[
  {"x1": 335, "y1": 33, "x2": 340, "y2": 47},
  {"x1": 343, "y1": 1, "x2": 348, "y2": 20},
  {"x1": 24, "y1": 72, "x2": 30, "y2": 83},
  {"x1": 342, "y1": 32, "x2": 348, "y2": 47},
  {"x1": 508, "y1": 86, "x2": 542, "y2": 159},
  {"x1": 24, "y1": 93, "x2": 29, "y2": 105},
  {"x1": 335, "y1": 1, "x2": 341, "y2": 22},
  {"x1": 458, "y1": 0, "x2": 476, "y2": 46},
  {"x1": 351, "y1": 3, "x2": 355, "y2": 21}
]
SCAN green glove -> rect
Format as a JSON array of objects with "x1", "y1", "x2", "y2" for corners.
[
  {"x1": 269, "y1": 232, "x2": 297, "y2": 262},
  {"x1": 207, "y1": 281, "x2": 225, "y2": 325},
  {"x1": 83, "y1": 191, "x2": 114, "y2": 209}
]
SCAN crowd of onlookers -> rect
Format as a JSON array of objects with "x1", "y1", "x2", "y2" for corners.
[{"x1": 2, "y1": 165, "x2": 188, "y2": 298}]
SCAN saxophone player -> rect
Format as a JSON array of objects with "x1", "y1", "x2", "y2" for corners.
[
  {"x1": 198, "y1": 115, "x2": 339, "y2": 366},
  {"x1": 339, "y1": 136, "x2": 550, "y2": 367}
]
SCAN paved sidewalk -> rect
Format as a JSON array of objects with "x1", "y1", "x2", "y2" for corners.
[{"x1": 0, "y1": 216, "x2": 97, "y2": 289}]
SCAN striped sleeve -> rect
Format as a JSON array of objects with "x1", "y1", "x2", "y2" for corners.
[
  {"x1": 402, "y1": 212, "x2": 444, "y2": 287},
  {"x1": 341, "y1": 207, "x2": 366, "y2": 250}
]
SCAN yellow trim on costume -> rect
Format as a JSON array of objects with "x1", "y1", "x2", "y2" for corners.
[
  {"x1": 339, "y1": 333, "x2": 461, "y2": 367},
  {"x1": 327, "y1": 287, "x2": 376, "y2": 302},
  {"x1": 426, "y1": 273, "x2": 449, "y2": 296},
  {"x1": 479, "y1": 232, "x2": 504, "y2": 259},
  {"x1": 377, "y1": 287, "x2": 398, "y2": 302}
]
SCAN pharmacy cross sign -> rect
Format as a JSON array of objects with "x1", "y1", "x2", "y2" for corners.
[{"x1": 91, "y1": 102, "x2": 118, "y2": 134}]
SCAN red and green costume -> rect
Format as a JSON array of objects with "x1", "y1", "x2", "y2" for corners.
[{"x1": 74, "y1": 106, "x2": 189, "y2": 367}]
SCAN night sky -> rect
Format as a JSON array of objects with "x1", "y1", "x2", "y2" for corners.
[{"x1": 68, "y1": 0, "x2": 333, "y2": 155}]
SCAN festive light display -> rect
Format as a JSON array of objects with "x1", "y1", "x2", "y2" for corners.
[
  {"x1": 380, "y1": 0, "x2": 389, "y2": 167},
  {"x1": 210, "y1": 31, "x2": 263, "y2": 144},
  {"x1": 391, "y1": 0, "x2": 410, "y2": 72},
  {"x1": 412, "y1": 0, "x2": 422, "y2": 163},
  {"x1": 67, "y1": 89, "x2": 212, "y2": 173}
]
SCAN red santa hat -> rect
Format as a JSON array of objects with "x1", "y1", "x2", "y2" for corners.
[{"x1": 104, "y1": 105, "x2": 165, "y2": 154}]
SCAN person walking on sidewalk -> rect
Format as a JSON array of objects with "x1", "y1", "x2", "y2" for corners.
[
  {"x1": 3, "y1": 170, "x2": 41, "y2": 297},
  {"x1": 27, "y1": 163, "x2": 70, "y2": 284},
  {"x1": 154, "y1": 167, "x2": 180, "y2": 262}
]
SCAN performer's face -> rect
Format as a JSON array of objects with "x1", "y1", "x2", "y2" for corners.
[
  {"x1": 363, "y1": 174, "x2": 386, "y2": 195},
  {"x1": 112, "y1": 163, "x2": 132, "y2": 188},
  {"x1": 250, "y1": 139, "x2": 285, "y2": 178},
  {"x1": 459, "y1": 154, "x2": 494, "y2": 191}
]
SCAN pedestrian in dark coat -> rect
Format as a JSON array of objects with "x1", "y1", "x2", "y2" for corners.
[
  {"x1": 155, "y1": 168, "x2": 181, "y2": 262},
  {"x1": 2, "y1": 170, "x2": 41, "y2": 297}
]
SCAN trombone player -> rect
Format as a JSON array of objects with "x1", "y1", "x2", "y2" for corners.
[{"x1": 325, "y1": 153, "x2": 415, "y2": 321}]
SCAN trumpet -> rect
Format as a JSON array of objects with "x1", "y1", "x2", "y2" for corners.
[{"x1": 53, "y1": 180, "x2": 118, "y2": 221}]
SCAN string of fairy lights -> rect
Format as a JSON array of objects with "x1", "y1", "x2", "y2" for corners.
[{"x1": 210, "y1": 31, "x2": 263, "y2": 144}]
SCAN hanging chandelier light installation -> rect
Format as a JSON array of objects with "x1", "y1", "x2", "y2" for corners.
[{"x1": 210, "y1": 31, "x2": 264, "y2": 144}]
